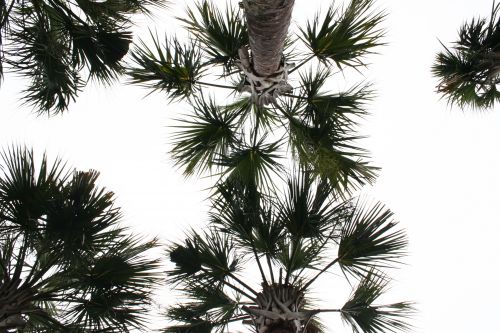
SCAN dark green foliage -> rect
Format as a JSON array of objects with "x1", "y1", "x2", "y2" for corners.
[
  {"x1": 341, "y1": 273, "x2": 414, "y2": 333},
  {"x1": 338, "y1": 200, "x2": 407, "y2": 276},
  {"x1": 171, "y1": 95, "x2": 238, "y2": 176},
  {"x1": 168, "y1": 229, "x2": 240, "y2": 285},
  {"x1": 128, "y1": 33, "x2": 205, "y2": 101},
  {"x1": 218, "y1": 137, "x2": 284, "y2": 189},
  {"x1": 0, "y1": 0, "x2": 167, "y2": 114},
  {"x1": 0, "y1": 146, "x2": 161, "y2": 332},
  {"x1": 129, "y1": 0, "x2": 383, "y2": 195},
  {"x1": 300, "y1": 0, "x2": 386, "y2": 68},
  {"x1": 166, "y1": 174, "x2": 411, "y2": 333},
  {"x1": 432, "y1": 2, "x2": 500, "y2": 109},
  {"x1": 179, "y1": 0, "x2": 248, "y2": 71}
]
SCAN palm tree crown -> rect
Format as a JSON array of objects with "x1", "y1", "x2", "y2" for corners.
[
  {"x1": 166, "y1": 175, "x2": 413, "y2": 333},
  {"x1": 432, "y1": 1, "x2": 500, "y2": 109},
  {"x1": 0, "y1": 146, "x2": 161, "y2": 332},
  {"x1": 128, "y1": 0, "x2": 385, "y2": 195},
  {"x1": 0, "y1": 0, "x2": 168, "y2": 114}
]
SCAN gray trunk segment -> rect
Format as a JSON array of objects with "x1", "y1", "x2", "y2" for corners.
[{"x1": 242, "y1": 0, "x2": 295, "y2": 77}]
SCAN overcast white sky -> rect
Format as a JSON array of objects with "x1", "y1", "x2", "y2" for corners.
[{"x1": 1, "y1": 0, "x2": 499, "y2": 332}]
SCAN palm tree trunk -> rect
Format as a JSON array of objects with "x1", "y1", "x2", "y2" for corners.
[{"x1": 242, "y1": 0, "x2": 295, "y2": 77}]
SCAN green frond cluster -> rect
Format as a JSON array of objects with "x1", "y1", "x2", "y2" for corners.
[
  {"x1": 129, "y1": 0, "x2": 383, "y2": 194},
  {"x1": 179, "y1": 0, "x2": 248, "y2": 72},
  {"x1": 284, "y1": 69, "x2": 377, "y2": 194},
  {"x1": 300, "y1": 0, "x2": 386, "y2": 68},
  {"x1": 167, "y1": 174, "x2": 411, "y2": 333},
  {"x1": 0, "y1": 146, "x2": 161, "y2": 332},
  {"x1": 171, "y1": 95, "x2": 238, "y2": 176},
  {"x1": 341, "y1": 273, "x2": 414, "y2": 333},
  {"x1": 128, "y1": 33, "x2": 205, "y2": 101},
  {"x1": 338, "y1": 200, "x2": 407, "y2": 276},
  {"x1": 432, "y1": 2, "x2": 500, "y2": 109},
  {"x1": 1, "y1": 0, "x2": 168, "y2": 114}
]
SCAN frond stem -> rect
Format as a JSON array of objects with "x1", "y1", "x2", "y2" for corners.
[
  {"x1": 265, "y1": 254, "x2": 276, "y2": 285},
  {"x1": 300, "y1": 257, "x2": 340, "y2": 292},
  {"x1": 196, "y1": 81, "x2": 238, "y2": 90},
  {"x1": 288, "y1": 55, "x2": 315, "y2": 74},
  {"x1": 227, "y1": 272, "x2": 260, "y2": 298}
]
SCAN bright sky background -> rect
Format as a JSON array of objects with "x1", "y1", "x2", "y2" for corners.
[{"x1": 1, "y1": 0, "x2": 499, "y2": 332}]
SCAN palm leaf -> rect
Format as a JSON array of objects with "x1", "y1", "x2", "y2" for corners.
[
  {"x1": 168, "y1": 229, "x2": 240, "y2": 285},
  {"x1": 62, "y1": 236, "x2": 161, "y2": 331},
  {"x1": 166, "y1": 282, "x2": 239, "y2": 333},
  {"x1": 171, "y1": 95, "x2": 238, "y2": 176},
  {"x1": 300, "y1": 0, "x2": 385, "y2": 68},
  {"x1": 338, "y1": 200, "x2": 407, "y2": 276},
  {"x1": 287, "y1": 115, "x2": 377, "y2": 195},
  {"x1": 341, "y1": 272, "x2": 414, "y2": 333},
  {"x1": 6, "y1": 8, "x2": 82, "y2": 114},
  {"x1": 276, "y1": 172, "x2": 344, "y2": 239},
  {"x1": 218, "y1": 136, "x2": 284, "y2": 190},
  {"x1": 432, "y1": 2, "x2": 500, "y2": 109},
  {"x1": 44, "y1": 170, "x2": 123, "y2": 263},
  {"x1": 0, "y1": 146, "x2": 67, "y2": 236},
  {"x1": 179, "y1": 0, "x2": 248, "y2": 72},
  {"x1": 128, "y1": 32, "x2": 205, "y2": 101}
]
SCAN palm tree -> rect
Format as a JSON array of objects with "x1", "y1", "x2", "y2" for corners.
[
  {"x1": 0, "y1": 0, "x2": 168, "y2": 115},
  {"x1": 128, "y1": 0, "x2": 385, "y2": 195},
  {"x1": 165, "y1": 175, "x2": 413, "y2": 333},
  {"x1": 0, "y1": 146, "x2": 161, "y2": 332},
  {"x1": 432, "y1": 1, "x2": 500, "y2": 109}
]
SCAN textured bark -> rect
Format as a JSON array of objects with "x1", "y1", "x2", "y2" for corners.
[{"x1": 242, "y1": 0, "x2": 295, "y2": 77}]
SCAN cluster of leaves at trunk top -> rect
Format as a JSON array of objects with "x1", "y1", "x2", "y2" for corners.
[
  {"x1": 0, "y1": 146, "x2": 161, "y2": 332},
  {"x1": 128, "y1": 0, "x2": 387, "y2": 196},
  {"x1": 166, "y1": 174, "x2": 413, "y2": 333}
]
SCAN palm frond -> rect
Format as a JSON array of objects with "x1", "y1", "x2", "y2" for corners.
[
  {"x1": 44, "y1": 170, "x2": 123, "y2": 263},
  {"x1": 276, "y1": 172, "x2": 343, "y2": 239},
  {"x1": 341, "y1": 272, "x2": 414, "y2": 333},
  {"x1": 300, "y1": 0, "x2": 385, "y2": 68},
  {"x1": 299, "y1": 68, "x2": 373, "y2": 128},
  {"x1": 226, "y1": 96, "x2": 277, "y2": 130},
  {"x1": 218, "y1": 136, "x2": 284, "y2": 190},
  {"x1": 6, "y1": 9, "x2": 82, "y2": 114},
  {"x1": 179, "y1": 0, "x2": 248, "y2": 72},
  {"x1": 63, "y1": 236, "x2": 161, "y2": 331},
  {"x1": 171, "y1": 95, "x2": 238, "y2": 176},
  {"x1": 338, "y1": 200, "x2": 407, "y2": 276},
  {"x1": 0, "y1": 146, "x2": 67, "y2": 236},
  {"x1": 210, "y1": 179, "x2": 262, "y2": 249},
  {"x1": 128, "y1": 32, "x2": 205, "y2": 101},
  {"x1": 74, "y1": 0, "x2": 169, "y2": 20},
  {"x1": 168, "y1": 229, "x2": 240, "y2": 285},
  {"x1": 287, "y1": 114, "x2": 377, "y2": 195},
  {"x1": 68, "y1": 23, "x2": 132, "y2": 83},
  {"x1": 432, "y1": 2, "x2": 500, "y2": 109},
  {"x1": 164, "y1": 321, "x2": 213, "y2": 333},
  {"x1": 275, "y1": 237, "x2": 323, "y2": 275},
  {"x1": 166, "y1": 282, "x2": 239, "y2": 333}
]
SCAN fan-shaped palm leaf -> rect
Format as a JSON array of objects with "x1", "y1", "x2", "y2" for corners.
[
  {"x1": 338, "y1": 200, "x2": 407, "y2": 276},
  {"x1": 166, "y1": 172, "x2": 411, "y2": 333},
  {"x1": 128, "y1": 33, "x2": 205, "y2": 101},
  {"x1": 179, "y1": 0, "x2": 248, "y2": 72},
  {"x1": 341, "y1": 272, "x2": 414, "y2": 333},
  {"x1": 171, "y1": 95, "x2": 238, "y2": 176},
  {"x1": 218, "y1": 137, "x2": 284, "y2": 189},
  {"x1": 432, "y1": 1, "x2": 500, "y2": 109},
  {"x1": 0, "y1": 146, "x2": 161, "y2": 332},
  {"x1": 300, "y1": 0, "x2": 385, "y2": 68},
  {"x1": 1, "y1": 0, "x2": 168, "y2": 114}
]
